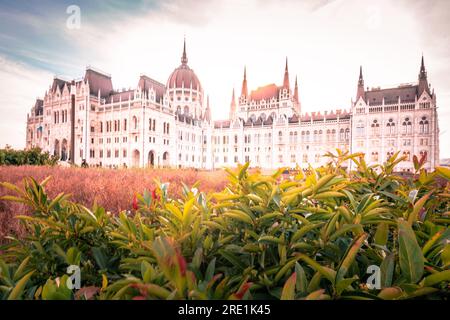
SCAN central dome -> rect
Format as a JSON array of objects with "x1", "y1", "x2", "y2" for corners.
[{"x1": 167, "y1": 40, "x2": 202, "y2": 91}]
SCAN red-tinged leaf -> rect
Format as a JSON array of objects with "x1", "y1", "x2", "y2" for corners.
[
  {"x1": 232, "y1": 282, "x2": 252, "y2": 300},
  {"x1": 132, "y1": 194, "x2": 138, "y2": 211},
  {"x1": 176, "y1": 248, "x2": 187, "y2": 276},
  {"x1": 413, "y1": 155, "x2": 419, "y2": 172},
  {"x1": 75, "y1": 286, "x2": 100, "y2": 300},
  {"x1": 408, "y1": 192, "x2": 432, "y2": 225},
  {"x1": 281, "y1": 272, "x2": 296, "y2": 300}
]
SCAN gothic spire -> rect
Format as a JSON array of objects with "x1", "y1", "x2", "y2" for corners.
[
  {"x1": 356, "y1": 65, "x2": 365, "y2": 100},
  {"x1": 204, "y1": 94, "x2": 211, "y2": 122},
  {"x1": 358, "y1": 65, "x2": 364, "y2": 86},
  {"x1": 419, "y1": 54, "x2": 426, "y2": 79},
  {"x1": 230, "y1": 88, "x2": 236, "y2": 120},
  {"x1": 418, "y1": 54, "x2": 430, "y2": 95},
  {"x1": 181, "y1": 37, "x2": 188, "y2": 65},
  {"x1": 283, "y1": 57, "x2": 290, "y2": 89},
  {"x1": 293, "y1": 75, "x2": 299, "y2": 103},
  {"x1": 240, "y1": 66, "x2": 248, "y2": 97}
]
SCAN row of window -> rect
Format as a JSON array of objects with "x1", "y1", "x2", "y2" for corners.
[
  {"x1": 96, "y1": 117, "x2": 170, "y2": 134},
  {"x1": 53, "y1": 110, "x2": 69, "y2": 124},
  {"x1": 356, "y1": 117, "x2": 430, "y2": 137},
  {"x1": 213, "y1": 129, "x2": 350, "y2": 145},
  {"x1": 370, "y1": 151, "x2": 428, "y2": 162}
]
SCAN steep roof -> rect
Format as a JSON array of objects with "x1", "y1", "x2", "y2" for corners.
[
  {"x1": 364, "y1": 85, "x2": 418, "y2": 105},
  {"x1": 288, "y1": 114, "x2": 299, "y2": 123},
  {"x1": 34, "y1": 99, "x2": 44, "y2": 116},
  {"x1": 138, "y1": 75, "x2": 166, "y2": 103},
  {"x1": 249, "y1": 84, "x2": 280, "y2": 102},
  {"x1": 84, "y1": 68, "x2": 113, "y2": 98},
  {"x1": 263, "y1": 116, "x2": 273, "y2": 125},
  {"x1": 51, "y1": 77, "x2": 69, "y2": 93}
]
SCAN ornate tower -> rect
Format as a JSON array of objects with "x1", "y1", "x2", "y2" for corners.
[
  {"x1": 240, "y1": 66, "x2": 248, "y2": 104},
  {"x1": 283, "y1": 57, "x2": 290, "y2": 90},
  {"x1": 356, "y1": 65, "x2": 365, "y2": 101},
  {"x1": 293, "y1": 75, "x2": 300, "y2": 114},
  {"x1": 229, "y1": 88, "x2": 236, "y2": 120},
  {"x1": 418, "y1": 55, "x2": 431, "y2": 96}
]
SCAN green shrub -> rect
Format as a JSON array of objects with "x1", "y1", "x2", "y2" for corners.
[
  {"x1": 0, "y1": 147, "x2": 58, "y2": 166},
  {"x1": 0, "y1": 150, "x2": 449, "y2": 300}
]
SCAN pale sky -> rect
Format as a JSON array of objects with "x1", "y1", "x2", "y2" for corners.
[{"x1": 0, "y1": 0, "x2": 449, "y2": 158}]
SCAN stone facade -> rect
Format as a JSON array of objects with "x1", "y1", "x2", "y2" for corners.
[{"x1": 26, "y1": 41, "x2": 439, "y2": 171}]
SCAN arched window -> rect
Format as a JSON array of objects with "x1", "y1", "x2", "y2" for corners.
[
  {"x1": 133, "y1": 116, "x2": 138, "y2": 130},
  {"x1": 270, "y1": 112, "x2": 276, "y2": 120},
  {"x1": 345, "y1": 128, "x2": 350, "y2": 141},
  {"x1": 356, "y1": 121, "x2": 364, "y2": 137},
  {"x1": 315, "y1": 154, "x2": 320, "y2": 162},
  {"x1": 419, "y1": 150, "x2": 428, "y2": 162},
  {"x1": 303, "y1": 154, "x2": 308, "y2": 163},
  {"x1": 386, "y1": 118, "x2": 396, "y2": 135},
  {"x1": 184, "y1": 105, "x2": 189, "y2": 114},
  {"x1": 100, "y1": 121, "x2": 103, "y2": 133},
  {"x1": 403, "y1": 151, "x2": 411, "y2": 161},
  {"x1": 419, "y1": 116, "x2": 429, "y2": 134},
  {"x1": 339, "y1": 128, "x2": 345, "y2": 141},
  {"x1": 371, "y1": 119, "x2": 380, "y2": 136},
  {"x1": 402, "y1": 117, "x2": 412, "y2": 134},
  {"x1": 371, "y1": 152, "x2": 379, "y2": 162}
]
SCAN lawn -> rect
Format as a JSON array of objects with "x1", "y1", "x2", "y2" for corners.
[{"x1": 0, "y1": 166, "x2": 228, "y2": 240}]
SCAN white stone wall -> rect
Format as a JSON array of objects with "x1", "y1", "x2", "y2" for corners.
[
  {"x1": 26, "y1": 75, "x2": 439, "y2": 172},
  {"x1": 351, "y1": 91, "x2": 438, "y2": 172}
]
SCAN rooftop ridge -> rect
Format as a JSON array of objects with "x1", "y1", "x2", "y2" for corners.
[{"x1": 86, "y1": 65, "x2": 111, "y2": 78}]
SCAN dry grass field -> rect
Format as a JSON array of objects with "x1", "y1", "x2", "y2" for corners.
[{"x1": 0, "y1": 166, "x2": 228, "y2": 241}]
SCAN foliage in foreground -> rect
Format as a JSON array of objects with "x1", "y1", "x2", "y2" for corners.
[
  {"x1": 0, "y1": 165, "x2": 227, "y2": 240},
  {"x1": 0, "y1": 150, "x2": 449, "y2": 300}
]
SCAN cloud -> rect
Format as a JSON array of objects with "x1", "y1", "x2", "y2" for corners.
[{"x1": 0, "y1": 55, "x2": 53, "y2": 148}]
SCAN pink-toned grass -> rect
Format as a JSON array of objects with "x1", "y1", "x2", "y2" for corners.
[{"x1": 0, "y1": 166, "x2": 228, "y2": 241}]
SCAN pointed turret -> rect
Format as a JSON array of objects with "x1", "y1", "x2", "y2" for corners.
[
  {"x1": 283, "y1": 57, "x2": 290, "y2": 89},
  {"x1": 181, "y1": 37, "x2": 188, "y2": 65},
  {"x1": 418, "y1": 54, "x2": 431, "y2": 95},
  {"x1": 356, "y1": 65, "x2": 365, "y2": 101},
  {"x1": 293, "y1": 75, "x2": 301, "y2": 114},
  {"x1": 204, "y1": 95, "x2": 211, "y2": 123},
  {"x1": 230, "y1": 88, "x2": 236, "y2": 120},
  {"x1": 293, "y1": 76, "x2": 299, "y2": 103},
  {"x1": 240, "y1": 66, "x2": 248, "y2": 98}
]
